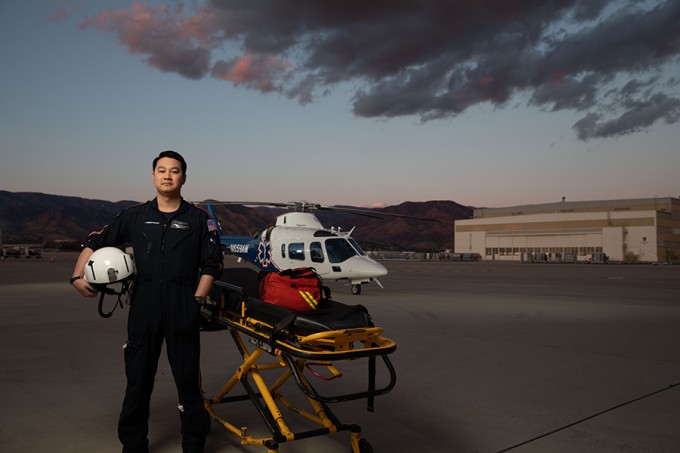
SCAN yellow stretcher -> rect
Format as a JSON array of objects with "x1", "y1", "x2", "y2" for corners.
[{"x1": 200, "y1": 279, "x2": 397, "y2": 453}]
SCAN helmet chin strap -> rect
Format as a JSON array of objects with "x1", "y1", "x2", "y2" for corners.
[{"x1": 98, "y1": 280, "x2": 134, "y2": 319}]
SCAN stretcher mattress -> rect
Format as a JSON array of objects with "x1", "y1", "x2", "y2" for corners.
[{"x1": 245, "y1": 297, "x2": 374, "y2": 335}]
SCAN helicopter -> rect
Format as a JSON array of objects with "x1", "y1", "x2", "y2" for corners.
[{"x1": 201, "y1": 201, "x2": 434, "y2": 295}]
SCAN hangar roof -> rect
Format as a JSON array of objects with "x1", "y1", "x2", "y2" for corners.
[{"x1": 474, "y1": 197, "x2": 678, "y2": 219}]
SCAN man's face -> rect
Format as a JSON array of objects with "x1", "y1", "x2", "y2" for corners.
[{"x1": 152, "y1": 157, "x2": 186, "y2": 196}]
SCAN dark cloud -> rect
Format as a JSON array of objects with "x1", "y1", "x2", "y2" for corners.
[
  {"x1": 82, "y1": 0, "x2": 680, "y2": 140},
  {"x1": 573, "y1": 93, "x2": 680, "y2": 140}
]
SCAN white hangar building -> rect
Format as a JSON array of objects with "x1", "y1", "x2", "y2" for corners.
[{"x1": 454, "y1": 197, "x2": 680, "y2": 263}]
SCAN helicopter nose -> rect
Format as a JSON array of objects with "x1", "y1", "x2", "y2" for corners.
[{"x1": 348, "y1": 256, "x2": 388, "y2": 279}]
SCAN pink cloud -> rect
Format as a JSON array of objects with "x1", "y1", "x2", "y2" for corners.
[
  {"x1": 50, "y1": 0, "x2": 80, "y2": 22},
  {"x1": 51, "y1": 9, "x2": 68, "y2": 22},
  {"x1": 80, "y1": 3, "x2": 214, "y2": 79},
  {"x1": 212, "y1": 54, "x2": 290, "y2": 92}
]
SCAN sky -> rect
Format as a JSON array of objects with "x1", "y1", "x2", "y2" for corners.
[{"x1": 1, "y1": 0, "x2": 679, "y2": 209}]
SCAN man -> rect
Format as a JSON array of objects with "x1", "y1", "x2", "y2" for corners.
[{"x1": 71, "y1": 150, "x2": 223, "y2": 453}]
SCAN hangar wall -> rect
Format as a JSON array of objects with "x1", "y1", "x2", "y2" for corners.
[{"x1": 454, "y1": 198, "x2": 679, "y2": 263}]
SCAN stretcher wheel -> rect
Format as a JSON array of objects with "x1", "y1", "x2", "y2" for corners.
[{"x1": 356, "y1": 438, "x2": 373, "y2": 453}]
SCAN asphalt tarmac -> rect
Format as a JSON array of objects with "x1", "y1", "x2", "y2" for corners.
[{"x1": 1, "y1": 253, "x2": 679, "y2": 453}]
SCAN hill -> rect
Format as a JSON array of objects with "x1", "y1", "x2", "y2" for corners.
[
  {"x1": 0, "y1": 191, "x2": 473, "y2": 251},
  {"x1": 0, "y1": 190, "x2": 138, "y2": 246}
]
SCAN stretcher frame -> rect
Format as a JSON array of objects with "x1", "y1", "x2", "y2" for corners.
[{"x1": 200, "y1": 280, "x2": 397, "y2": 453}]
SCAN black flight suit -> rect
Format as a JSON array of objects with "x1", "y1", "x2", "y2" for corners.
[{"x1": 86, "y1": 198, "x2": 223, "y2": 453}]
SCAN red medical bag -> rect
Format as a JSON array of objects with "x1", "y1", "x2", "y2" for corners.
[{"x1": 259, "y1": 268, "x2": 324, "y2": 311}]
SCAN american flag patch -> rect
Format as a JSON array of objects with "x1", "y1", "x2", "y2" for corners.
[{"x1": 207, "y1": 219, "x2": 217, "y2": 232}]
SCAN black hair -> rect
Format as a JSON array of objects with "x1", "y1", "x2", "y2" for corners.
[{"x1": 153, "y1": 150, "x2": 187, "y2": 174}]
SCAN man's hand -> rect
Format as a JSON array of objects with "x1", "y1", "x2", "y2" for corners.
[{"x1": 72, "y1": 277, "x2": 98, "y2": 298}]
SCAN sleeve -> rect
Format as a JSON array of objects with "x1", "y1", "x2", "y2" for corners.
[
  {"x1": 198, "y1": 211, "x2": 224, "y2": 280},
  {"x1": 84, "y1": 209, "x2": 131, "y2": 251}
]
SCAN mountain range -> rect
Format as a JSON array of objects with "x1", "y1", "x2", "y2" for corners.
[{"x1": 0, "y1": 190, "x2": 474, "y2": 251}]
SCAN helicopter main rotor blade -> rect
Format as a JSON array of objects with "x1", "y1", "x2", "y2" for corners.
[
  {"x1": 197, "y1": 201, "x2": 317, "y2": 211},
  {"x1": 196, "y1": 201, "x2": 291, "y2": 208},
  {"x1": 316, "y1": 205, "x2": 384, "y2": 219},
  {"x1": 192, "y1": 200, "x2": 439, "y2": 222},
  {"x1": 320, "y1": 205, "x2": 440, "y2": 222}
]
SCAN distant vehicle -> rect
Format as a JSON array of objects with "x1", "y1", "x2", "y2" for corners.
[
  {"x1": 449, "y1": 253, "x2": 481, "y2": 261},
  {"x1": 461, "y1": 253, "x2": 481, "y2": 261},
  {"x1": 2, "y1": 246, "x2": 42, "y2": 259}
]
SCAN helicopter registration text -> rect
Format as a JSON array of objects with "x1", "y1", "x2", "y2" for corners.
[{"x1": 229, "y1": 244, "x2": 249, "y2": 254}]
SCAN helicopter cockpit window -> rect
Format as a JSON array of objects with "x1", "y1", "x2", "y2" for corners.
[
  {"x1": 288, "y1": 243, "x2": 305, "y2": 261},
  {"x1": 310, "y1": 241, "x2": 324, "y2": 263},
  {"x1": 348, "y1": 238, "x2": 367, "y2": 256},
  {"x1": 324, "y1": 238, "x2": 357, "y2": 263}
]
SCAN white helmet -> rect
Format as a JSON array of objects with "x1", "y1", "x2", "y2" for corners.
[{"x1": 84, "y1": 247, "x2": 136, "y2": 285}]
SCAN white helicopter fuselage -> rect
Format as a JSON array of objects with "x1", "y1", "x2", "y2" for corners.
[
  {"x1": 266, "y1": 226, "x2": 388, "y2": 285},
  {"x1": 221, "y1": 212, "x2": 387, "y2": 293}
]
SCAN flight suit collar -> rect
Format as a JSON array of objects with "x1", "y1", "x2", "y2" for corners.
[{"x1": 148, "y1": 197, "x2": 190, "y2": 216}]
